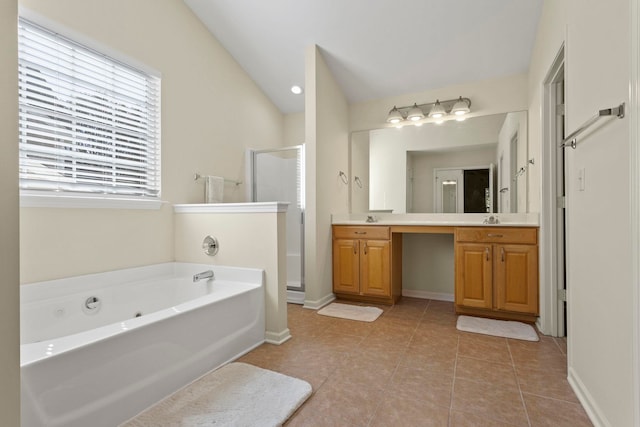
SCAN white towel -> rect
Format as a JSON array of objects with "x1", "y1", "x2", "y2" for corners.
[{"x1": 204, "y1": 176, "x2": 224, "y2": 203}]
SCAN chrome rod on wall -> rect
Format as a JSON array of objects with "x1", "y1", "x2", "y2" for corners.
[
  {"x1": 560, "y1": 103, "x2": 625, "y2": 149},
  {"x1": 193, "y1": 173, "x2": 242, "y2": 186}
]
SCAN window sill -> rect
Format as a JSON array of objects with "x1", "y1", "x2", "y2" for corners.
[{"x1": 20, "y1": 192, "x2": 165, "y2": 210}]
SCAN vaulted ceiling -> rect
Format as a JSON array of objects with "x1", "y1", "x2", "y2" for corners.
[{"x1": 185, "y1": 0, "x2": 543, "y2": 114}]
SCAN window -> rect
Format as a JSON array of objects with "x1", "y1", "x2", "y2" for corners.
[{"x1": 18, "y1": 19, "x2": 161, "y2": 207}]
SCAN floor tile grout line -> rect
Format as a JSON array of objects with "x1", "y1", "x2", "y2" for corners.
[
  {"x1": 448, "y1": 333, "x2": 460, "y2": 427},
  {"x1": 365, "y1": 314, "x2": 416, "y2": 427},
  {"x1": 283, "y1": 302, "x2": 589, "y2": 426},
  {"x1": 508, "y1": 338, "x2": 533, "y2": 427},
  {"x1": 520, "y1": 389, "x2": 585, "y2": 405},
  {"x1": 552, "y1": 335, "x2": 568, "y2": 356}
]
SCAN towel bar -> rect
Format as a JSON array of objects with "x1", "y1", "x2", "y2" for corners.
[
  {"x1": 194, "y1": 173, "x2": 242, "y2": 186},
  {"x1": 561, "y1": 103, "x2": 625, "y2": 149}
]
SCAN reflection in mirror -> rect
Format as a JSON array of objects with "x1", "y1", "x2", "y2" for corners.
[
  {"x1": 434, "y1": 169, "x2": 463, "y2": 213},
  {"x1": 442, "y1": 180, "x2": 457, "y2": 213},
  {"x1": 350, "y1": 111, "x2": 528, "y2": 214}
]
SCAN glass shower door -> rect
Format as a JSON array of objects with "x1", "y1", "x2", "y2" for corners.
[{"x1": 251, "y1": 146, "x2": 305, "y2": 291}]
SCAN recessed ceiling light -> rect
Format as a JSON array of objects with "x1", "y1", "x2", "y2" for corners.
[{"x1": 291, "y1": 85, "x2": 303, "y2": 95}]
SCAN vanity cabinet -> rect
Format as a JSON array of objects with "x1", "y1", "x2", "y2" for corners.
[
  {"x1": 455, "y1": 227, "x2": 538, "y2": 322},
  {"x1": 332, "y1": 225, "x2": 401, "y2": 304}
]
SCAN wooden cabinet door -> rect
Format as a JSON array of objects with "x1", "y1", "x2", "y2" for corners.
[
  {"x1": 455, "y1": 243, "x2": 493, "y2": 309},
  {"x1": 333, "y1": 239, "x2": 360, "y2": 294},
  {"x1": 360, "y1": 239, "x2": 391, "y2": 297},
  {"x1": 495, "y1": 244, "x2": 538, "y2": 314}
]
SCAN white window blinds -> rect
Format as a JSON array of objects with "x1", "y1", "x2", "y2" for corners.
[{"x1": 18, "y1": 19, "x2": 161, "y2": 199}]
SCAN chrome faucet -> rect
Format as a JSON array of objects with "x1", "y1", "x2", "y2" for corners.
[
  {"x1": 193, "y1": 270, "x2": 214, "y2": 282},
  {"x1": 483, "y1": 215, "x2": 500, "y2": 224}
]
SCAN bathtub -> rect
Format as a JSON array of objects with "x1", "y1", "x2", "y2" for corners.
[{"x1": 20, "y1": 262, "x2": 265, "y2": 427}]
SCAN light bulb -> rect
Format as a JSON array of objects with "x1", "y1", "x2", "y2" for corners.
[{"x1": 428, "y1": 100, "x2": 446, "y2": 119}]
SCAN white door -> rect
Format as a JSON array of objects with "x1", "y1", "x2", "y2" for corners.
[{"x1": 435, "y1": 169, "x2": 464, "y2": 213}]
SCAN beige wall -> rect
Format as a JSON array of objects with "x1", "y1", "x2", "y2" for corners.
[
  {"x1": 529, "y1": 0, "x2": 635, "y2": 425},
  {"x1": 284, "y1": 111, "x2": 305, "y2": 147},
  {"x1": 304, "y1": 46, "x2": 350, "y2": 308},
  {"x1": 402, "y1": 234, "x2": 455, "y2": 298},
  {"x1": 527, "y1": 0, "x2": 569, "y2": 341},
  {"x1": 527, "y1": 2, "x2": 569, "y2": 217},
  {"x1": 18, "y1": 0, "x2": 285, "y2": 283},
  {"x1": 174, "y1": 209, "x2": 289, "y2": 343},
  {"x1": 349, "y1": 73, "x2": 528, "y2": 133},
  {"x1": 20, "y1": 206, "x2": 174, "y2": 283},
  {"x1": 565, "y1": 1, "x2": 633, "y2": 425},
  {"x1": 0, "y1": 1, "x2": 21, "y2": 425}
]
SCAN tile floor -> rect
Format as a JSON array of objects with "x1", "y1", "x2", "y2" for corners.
[{"x1": 238, "y1": 299, "x2": 593, "y2": 427}]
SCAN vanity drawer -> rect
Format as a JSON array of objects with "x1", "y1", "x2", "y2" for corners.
[
  {"x1": 333, "y1": 226, "x2": 390, "y2": 240},
  {"x1": 456, "y1": 227, "x2": 537, "y2": 244}
]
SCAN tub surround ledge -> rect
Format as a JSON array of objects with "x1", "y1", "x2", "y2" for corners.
[{"x1": 174, "y1": 202, "x2": 289, "y2": 214}]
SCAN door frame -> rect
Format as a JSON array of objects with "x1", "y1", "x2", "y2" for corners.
[
  {"x1": 433, "y1": 164, "x2": 493, "y2": 213},
  {"x1": 629, "y1": 0, "x2": 640, "y2": 422},
  {"x1": 248, "y1": 145, "x2": 306, "y2": 294},
  {"x1": 540, "y1": 45, "x2": 566, "y2": 337}
]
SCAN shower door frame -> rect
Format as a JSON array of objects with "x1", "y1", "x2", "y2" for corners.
[{"x1": 249, "y1": 145, "x2": 305, "y2": 292}]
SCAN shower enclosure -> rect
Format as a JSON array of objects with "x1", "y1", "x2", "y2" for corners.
[{"x1": 250, "y1": 146, "x2": 305, "y2": 298}]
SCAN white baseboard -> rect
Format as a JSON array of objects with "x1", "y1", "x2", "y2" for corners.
[
  {"x1": 303, "y1": 293, "x2": 335, "y2": 310},
  {"x1": 286, "y1": 290, "x2": 305, "y2": 304},
  {"x1": 402, "y1": 289, "x2": 454, "y2": 302},
  {"x1": 567, "y1": 366, "x2": 609, "y2": 427},
  {"x1": 264, "y1": 328, "x2": 292, "y2": 345}
]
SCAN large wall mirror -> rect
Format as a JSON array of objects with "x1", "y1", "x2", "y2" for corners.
[{"x1": 350, "y1": 111, "x2": 529, "y2": 214}]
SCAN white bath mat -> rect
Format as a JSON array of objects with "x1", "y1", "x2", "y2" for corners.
[
  {"x1": 456, "y1": 315, "x2": 539, "y2": 341},
  {"x1": 317, "y1": 302, "x2": 383, "y2": 322},
  {"x1": 123, "y1": 362, "x2": 312, "y2": 427}
]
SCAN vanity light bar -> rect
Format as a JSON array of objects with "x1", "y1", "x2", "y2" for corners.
[{"x1": 386, "y1": 97, "x2": 471, "y2": 125}]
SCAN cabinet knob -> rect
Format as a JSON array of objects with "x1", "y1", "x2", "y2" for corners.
[
  {"x1": 501, "y1": 247, "x2": 505, "y2": 262},
  {"x1": 487, "y1": 233, "x2": 504, "y2": 238},
  {"x1": 363, "y1": 241, "x2": 368, "y2": 255},
  {"x1": 354, "y1": 231, "x2": 367, "y2": 235},
  {"x1": 485, "y1": 247, "x2": 490, "y2": 261},
  {"x1": 353, "y1": 241, "x2": 357, "y2": 255}
]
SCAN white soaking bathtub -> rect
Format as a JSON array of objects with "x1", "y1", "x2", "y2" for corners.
[{"x1": 20, "y1": 262, "x2": 265, "y2": 427}]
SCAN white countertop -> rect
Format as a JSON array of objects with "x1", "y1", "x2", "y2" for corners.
[{"x1": 331, "y1": 213, "x2": 539, "y2": 227}]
